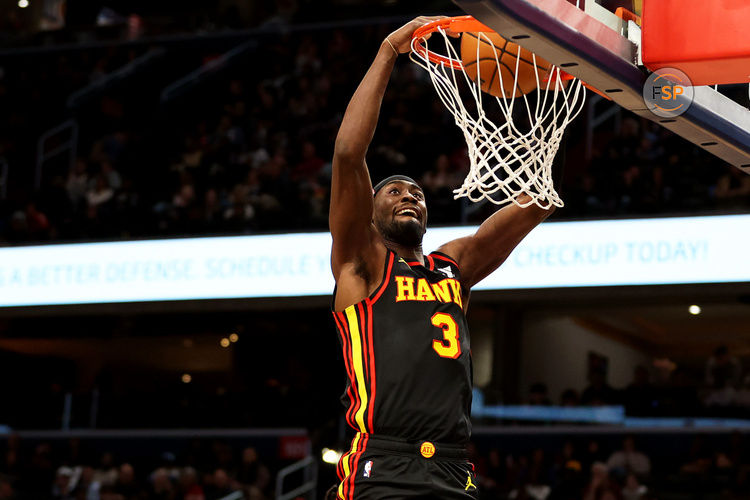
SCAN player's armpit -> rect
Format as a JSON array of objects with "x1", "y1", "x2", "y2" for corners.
[{"x1": 437, "y1": 194, "x2": 552, "y2": 290}]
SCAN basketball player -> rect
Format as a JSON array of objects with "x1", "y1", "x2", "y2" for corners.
[{"x1": 329, "y1": 17, "x2": 553, "y2": 499}]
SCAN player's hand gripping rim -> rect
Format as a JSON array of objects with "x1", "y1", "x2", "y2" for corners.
[{"x1": 384, "y1": 15, "x2": 459, "y2": 56}]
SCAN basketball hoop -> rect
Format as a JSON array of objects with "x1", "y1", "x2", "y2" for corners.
[{"x1": 410, "y1": 16, "x2": 586, "y2": 209}]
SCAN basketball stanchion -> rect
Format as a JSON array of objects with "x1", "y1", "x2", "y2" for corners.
[{"x1": 410, "y1": 16, "x2": 586, "y2": 209}]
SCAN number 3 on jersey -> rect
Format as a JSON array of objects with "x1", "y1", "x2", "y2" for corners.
[{"x1": 431, "y1": 312, "x2": 461, "y2": 359}]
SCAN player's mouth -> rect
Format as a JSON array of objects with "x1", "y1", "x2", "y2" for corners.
[{"x1": 395, "y1": 206, "x2": 421, "y2": 221}]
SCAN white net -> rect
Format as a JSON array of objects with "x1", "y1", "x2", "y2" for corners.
[{"x1": 410, "y1": 26, "x2": 586, "y2": 209}]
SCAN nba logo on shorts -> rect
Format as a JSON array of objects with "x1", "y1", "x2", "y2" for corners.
[{"x1": 363, "y1": 460, "x2": 373, "y2": 478}]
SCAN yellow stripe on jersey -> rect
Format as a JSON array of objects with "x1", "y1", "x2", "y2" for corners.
[
  {"x1": 345, "y1": 305, "x2": 369, "y2": 433},
  {"x1": 338, "y1": 432, "x2": 361, "y2": 499}
]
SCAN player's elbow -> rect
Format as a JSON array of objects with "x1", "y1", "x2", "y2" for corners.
[
  {"x1": 333, "y1": 138, "x2": 356, "y2": 161},
  {"x1": 334, "y1": 137, "x2": 367, "y2": 164}
]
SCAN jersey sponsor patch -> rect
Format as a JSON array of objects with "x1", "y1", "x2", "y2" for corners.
[{"x1": 363, "y1": 460, "x2": 373, "y2": 478}]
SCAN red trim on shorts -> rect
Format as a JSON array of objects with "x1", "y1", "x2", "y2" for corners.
[{"x1": 347, "y1": 433, "x2": 369, "y2": 499}]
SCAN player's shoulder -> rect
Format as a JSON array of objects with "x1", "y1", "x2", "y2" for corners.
[
  {"x1": 427, "y1": 251, "x2": 461, "y2": 280},
  {"x1": 429, "y1": 250, "x2": 460, "y2": 269}
]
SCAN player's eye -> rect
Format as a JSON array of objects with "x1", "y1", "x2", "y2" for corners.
[
  {"x1": 413, "y1": 191, "x2": 424, "y2": 200},
  {"x1": 389, "y1": 188, "x2": 399, "y2": 194}
]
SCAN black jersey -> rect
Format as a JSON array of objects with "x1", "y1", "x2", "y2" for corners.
[{"x1": 332, "y1": 249, "x2": 473, "y2": 445}]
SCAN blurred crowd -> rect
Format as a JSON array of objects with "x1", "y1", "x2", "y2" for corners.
[
  {"x1": 523, "y1": 345, "x2": 750, "y2": 419},
  {"x1": 4, "y1": 432, "x2": 750, "y2": 500},
  {"x1": 0, "y1": 437, "x2": 274, "y2": 500},
  {"x1": 472, "y1": 433, "x2": 750, "y2": 500},
  {"x1": 1, "y1": 23, "x2": 748, "y2": 245}
]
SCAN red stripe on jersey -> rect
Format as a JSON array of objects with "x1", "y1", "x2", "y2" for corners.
[
  {"x1": 426, "y1": 254, "x2": 435, "y2": 270},
  {"x1": 356, "y1": 302, "x2": 370, "y2": 402},
  {"x1": 333, "y1": 311, "x2": 358, "y2": 430},
  {"x1": 431, "y1": 252, "x2": 460, "y2": 269},
  {"x1": 366, "y1": 300, "x2": 376, "y2": 432},
  {"x1": 369, "y1": 251, "x2": 395, "y2": 305}
]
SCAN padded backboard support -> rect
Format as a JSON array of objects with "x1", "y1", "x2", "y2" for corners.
[
  {"x1": 642, "y1": 0, "x2": 750, "y2": 86},
  {"x1": 454, "y1": 0, "x2": 750, "y2": 172}
]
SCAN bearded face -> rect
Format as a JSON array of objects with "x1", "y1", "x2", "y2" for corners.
[{"x1": 373, "y1": 181, "x2": 427, "y2": 247}]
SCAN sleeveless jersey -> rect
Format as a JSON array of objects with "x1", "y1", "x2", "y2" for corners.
[{"x1": 332, "y1": 249, "x2": 473, "y2": 445}]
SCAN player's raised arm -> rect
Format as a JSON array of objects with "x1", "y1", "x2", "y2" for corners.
[
  {"x1": 329, "y1": 17, "x2": 446, "y2": 288},
  {"x1": 438, "y1": 194, "x2": 553, "y2": 294}
]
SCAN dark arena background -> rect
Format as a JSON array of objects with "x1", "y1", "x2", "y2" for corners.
[{"x1": 1, "y1": 0, "x2": 750, "y2": 499}]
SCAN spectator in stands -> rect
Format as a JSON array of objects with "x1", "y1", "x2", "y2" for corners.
[
  {"x1": 715, "y1": 167, "x2": 750, "y2": 210},
  {"x1": 51, "y1": 466, "x2": 75, "y2": 499},
  {"x1": 734, "y1": 374, "x2": 750, "y2": 408},
  {"x1": 550, "y1": 441, "x2": 585, "y2": 500},
  {"x1": 24, "y1": 201, "x2": 50, "y2": 241},
  {"x1": 0, "y1": 434, "x2": 20, "y2": 478},
  {"x1": 560, "y1": 389, "x2": 580, "y2": 407},
  {"x1": 660, "y1": 366, "x2": 700, "y2": 416},
  {"x1": 73, "y1": 466, "x2": 101, "y2": 500},
  {"x1": 223, "y1": 185, "x2": 255, "y2": 232},
  {"x1": 205, "y1": 469, "x2": 235, "y2": 500},
  {"x1": 0, "y1": 475, "x2": 14, "y2": 500},
  {"x1": 100, "y1": 161, "x2": 123, "y2": 191},
  {"x1": 86, "y1": 175, "x2": 115, "y2": 215},
  {"x1": 236, "y1": 447, "x2": 270, "y2": 495},
  {"x1": 113, "y1": 463, "x2": 140, "y2": 499},
  {"x1": 705, "y1": 345, "x2": 742, "y2": 390},
  {"x1": 480, "y1": 448, "x2": 507, "y2": 498},
  {"x1": 622, "y1": 365, "x2": 657, "y2": 416},
  {"x1": 581, "y1": 440, "x2": 608, "y2": 475},
  {"x1": 292, "y1": 141, "x2": 324, "y2": 182},
  {"x1": 581, "y1": 368, "x2": 619, "y2": 406},
  {"x1": 67, "y1": 159, "x2": 90, "y2": 209},
  {"x1": 179, "y1": 467, "x2": 204, "y2": 500},
  {"x1": 607, "y1": 436, "x2": 651, "y2": 479},
  {"x1": 583, "y1": 462, "x2": 618, "y2": 500},
  {"x1": 680, "y1": 435, "x2": 712, "y2": 477},
  {"x1": 528, "y1": 383, "x2": 552, "y2": 406},
  {"x1": 705, "y1": 345, "x2": 743, "y2": 409},
  {"x1": 150, "y1": 467, "x2": 176, "y2": 500},
  {"x1": 28, "y1": 443, "x2": 56, "y2": 497},
  {"x1": 93, "y1": 452, "x2": 119, "y2": 487},
  {"x1": 621, "y1": 472, "x2": 647, "y2": 500}
]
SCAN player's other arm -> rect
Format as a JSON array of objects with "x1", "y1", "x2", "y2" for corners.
[
  {"x1": 330, "y1": 17, "x2": 445, "y2": 307},
  {"x1": 437, "y1": 194, "x2": 553, "y2": 291}
]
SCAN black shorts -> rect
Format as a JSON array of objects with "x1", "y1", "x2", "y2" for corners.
[{"x1": 336, "y1": 433, "x2": 479, "y2": 499}]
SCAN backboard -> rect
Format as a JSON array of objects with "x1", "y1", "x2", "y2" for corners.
[{"x1": 454, "y1": 0, "x2": 750, "y2": 173}]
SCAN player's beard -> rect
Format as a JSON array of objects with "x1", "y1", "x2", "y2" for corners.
[{"x1": 376, "y1": 217, "x2": 425, "y2": 248}]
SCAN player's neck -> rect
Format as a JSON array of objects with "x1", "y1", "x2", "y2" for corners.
[{"x1": 383, "y1": 239, "x2": 424, "y2": 265}]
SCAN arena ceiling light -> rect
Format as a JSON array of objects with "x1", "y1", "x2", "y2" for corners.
[{"x1": 689, "y1": 304, "x2": 702, "y2": 315}]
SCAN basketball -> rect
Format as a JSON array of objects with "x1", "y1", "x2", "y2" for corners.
[{"x1": 460, "y1": 31, "x2": 558, "y2": 98}]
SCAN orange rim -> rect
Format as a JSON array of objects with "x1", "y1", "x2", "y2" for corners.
[
  {"x1": 411, "y1": 15, "x2": 493, "y2": 69},
  {"x1": 414, "y1": 15, "x2": 609, "y2": 99}
]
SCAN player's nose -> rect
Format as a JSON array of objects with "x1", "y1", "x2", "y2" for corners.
[{"x1": 401, "y1": 191, "x2": 418, "y2": 202}]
